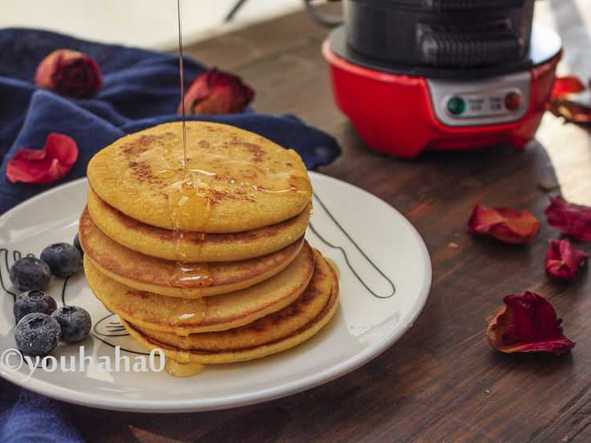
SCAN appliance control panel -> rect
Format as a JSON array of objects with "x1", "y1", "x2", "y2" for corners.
[{"x1": 427, "y1": 72, "x2": 531, "y2": 127}]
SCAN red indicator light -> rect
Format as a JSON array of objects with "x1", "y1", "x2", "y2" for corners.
[{"x1": 505, "y1": 92, "x2": 522, "y2": 111}]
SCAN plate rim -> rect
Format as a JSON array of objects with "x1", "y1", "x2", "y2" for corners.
[{"x1": 0, "y1": 173, "x2": 432, "y2": 413}]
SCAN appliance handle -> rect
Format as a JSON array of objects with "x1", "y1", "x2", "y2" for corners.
[{"x1": 303, "y1": 0, "x2": 343, "y2": 28}]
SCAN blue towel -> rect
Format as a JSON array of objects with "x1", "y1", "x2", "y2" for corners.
[
  {"x1": 0, "y1": 28, "x2": 340, "y2": 441},
  {"x1": 0, "y1": 28, "x2": 340, "y2": 214}
]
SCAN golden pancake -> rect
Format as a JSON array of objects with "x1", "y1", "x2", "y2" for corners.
[
  {"x1": 87, "y1": 188, "x2": 311, "y2": 262},
  {"x1": 121, "y1": 251, "x2": 338, "y2": 365},
  {"x1": 84, "y1": 242, "x2": 315, "y2": 335},
  {"x1": 80, "y1": 208, "x2": 304, "y2": 298},
  {"x1": 87, "y1": 121, "x2": 312, "y2": 233}
]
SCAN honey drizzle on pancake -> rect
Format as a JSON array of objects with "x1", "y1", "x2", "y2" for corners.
[
  {"x1": 165, "y1": 359, "x2": 205, "y2": 377},
  {"x1": 172, "y1": 2, "x2": 295, "y2": 312}
]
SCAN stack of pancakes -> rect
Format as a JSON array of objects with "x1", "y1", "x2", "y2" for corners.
[{"x1": 80, "y1": 121, "x2": 339, "y2": 375}]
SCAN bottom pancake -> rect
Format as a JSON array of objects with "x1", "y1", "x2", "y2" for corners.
[{"x1": 122, "y1": 251, "x2": 339, "y2": 364}]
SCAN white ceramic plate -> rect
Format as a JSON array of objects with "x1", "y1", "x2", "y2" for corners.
[{"x1": 0, "y1": 172, "x2": 431, "y2": 413}]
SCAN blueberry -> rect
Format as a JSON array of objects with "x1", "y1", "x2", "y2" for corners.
[
  {"x1": 40, "y1": 243, "x2": 82, "y2": 278},
  {"x1": 15, "y1": 313, "x2": 61, "y2": 356},
  {"x1": 14, "y1": 290, "x2": 57, "y2": 323},
  {"x1": 73, "y1": 233, "x2": 83, "y2": 256},
  {"x1": 52, "y1": 306, "x2": 91, "y2": 343},
  {"x1": 9, "y1": 257, "x2": 51, "y2": 292}
]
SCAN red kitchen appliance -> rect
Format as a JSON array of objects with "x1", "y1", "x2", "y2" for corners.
[{"x1": 315, "y1": 0, "x2": 562, "y2": 158}]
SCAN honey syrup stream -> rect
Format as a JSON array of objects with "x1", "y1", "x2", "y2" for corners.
[
  {"x1": 177, "y1": 0, "x2": 188, "y2": 167},
  {"x1": 169, "y1": 0, "x2": 209, "y2": 331}
]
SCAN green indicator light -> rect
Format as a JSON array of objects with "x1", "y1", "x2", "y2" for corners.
[{"x1": 447, "y1": 96, "x2": 466, "y2": 116}]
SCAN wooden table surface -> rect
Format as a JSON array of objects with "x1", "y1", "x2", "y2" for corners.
[{"x1": 72, "y1": 3, "x2": 591, "y2": 442}]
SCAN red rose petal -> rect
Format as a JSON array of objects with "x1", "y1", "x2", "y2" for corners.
[
  {"x1": 547, "y1": 76, "x2": 591, "y2": 124},
  {"x1": 468, "y1": 204, "x2": 540, "y2": 244},
  {"x1": 487, "y1": 291, "x2": 575, "y2": 355},
  {"x1": 35, "y1": 49, "x2": 102, "y2": 98},
  {"x1": 551, "y1": 75, "x2": 585, "y2": 100},
  {"x1": 545, "y1": 196, "x2": 591, "y2": 241},
  {"x1": 545, "y1": 239, "x2": 588, "y2": 281},
  {"x1": 6, "y1": 133, "x2": 79, "y2": 184},
  {"x1": 548, "y1": 100, "x2": 591, "y2": 124},
  {"x1": 179, "y1": 68, "x2": 254, "y2": 115}
]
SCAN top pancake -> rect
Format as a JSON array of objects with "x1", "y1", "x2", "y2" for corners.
[{"x1": 87, "y1": 121, "x2": 312, "y2": 233}]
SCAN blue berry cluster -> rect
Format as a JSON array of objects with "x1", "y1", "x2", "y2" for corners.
[{"x1": 9, "y1": 236, "x2": 91, "y2": 356}]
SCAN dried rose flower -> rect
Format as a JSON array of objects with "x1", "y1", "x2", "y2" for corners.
[
  {"x1": 545, "y1": 196, "x2": 591, "y2": 241},
  {"x1": 551, "y1": 75, "x2": 585, "y2": 100},
  {"x1": 468, "y1": 204, "x2": 540, "y2": 244},
  {"x1": 487, "y1": 291, "x2": 575, "y2": 355},
  {"x1": 6, "y1": 133, "x2": 78, "y2": 184},
  {"x1": 35, "y1": 49, "x2": 102, "y2": 98},
  {"x1": 179, "y1": 68, "x2": 254, "y2": 115},
  {"x1": 545, "y1": 239, "x2": 588, "y2": 281}
]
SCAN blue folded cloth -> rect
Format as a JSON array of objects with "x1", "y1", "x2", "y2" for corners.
[
  {"x1": 0, "y1": 28, "x2": 340, "y2": 214},
  {"x1": 0, "y1": 28, "x2": 340, "y2": 441}
]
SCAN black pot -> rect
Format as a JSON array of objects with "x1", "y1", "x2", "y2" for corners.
[{"x1": 345, "y1": 0, "x2": 535, "y2": 69}]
